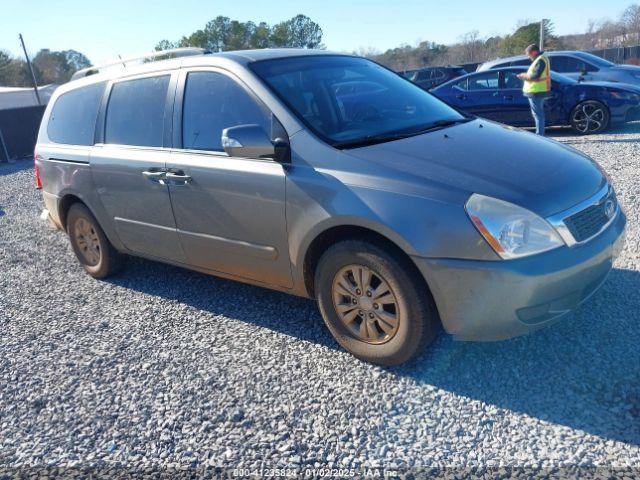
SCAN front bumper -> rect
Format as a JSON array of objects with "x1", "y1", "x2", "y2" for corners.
[{"x1": 413, "y1": 210, "x2": 626, "y2": 341}]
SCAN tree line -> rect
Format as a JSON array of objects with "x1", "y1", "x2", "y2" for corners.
[
  {"x1": 370, "y1": 4, "x2": 640, "y2": 71},
  {"x1": 0, "y1": 49, "x2": 91, "y2": 87},
  {"x1": 0, "y1": 14, "x2": 323, "y2": 88},
  {"x1": 155, "y1": 14, "x2": 323, "y2": 51},
  {"x1": 3, "y1": 5, "x2": 640, "y2": 88}
]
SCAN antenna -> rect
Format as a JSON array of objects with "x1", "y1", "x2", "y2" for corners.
[{"x1": 18, "y1": 34, "x2": 42, "y2": 106}]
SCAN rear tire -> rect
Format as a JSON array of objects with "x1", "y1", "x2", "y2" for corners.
[
  {"x1": 66, "y1": 203, "x2": 125, "y2": 279},
  {"x1": 314, "y1": 240, "x2": 439, "y2": 366},
  {"x1": 570, "y1": 100, "x2": 609, "y2": 134}
]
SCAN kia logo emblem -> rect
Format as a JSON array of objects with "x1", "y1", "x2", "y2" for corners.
[{"x1": 604, "y1": 199, "x2": 615, "y2": 219}]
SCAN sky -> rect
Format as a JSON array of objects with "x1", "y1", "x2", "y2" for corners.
[{"x1": 1, "y1": 0, "x2": 635, "y2": 64}]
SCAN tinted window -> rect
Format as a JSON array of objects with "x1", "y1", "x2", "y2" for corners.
[
  {"x1": 251, "y1": 56, "x2": 464, "y2": 147},
  {"x1": 47, "y1": 82, "x2": 105, "y2": 145},
  {"x1": 574, "y1": 52, "x2": 613, "y2": 68},
  {"x1": 105, "y1": 75, "x2": 170, "y2": 147},
  {"x1": 468, "y1": 72, "x2": 499, "y2": 90},
  {"x1": 502, "y1": 71, "x2": 524, "y2": 89},
  {"x1": 182, "y1": 72, "x2": 270, "y2": 152},
  {"x1": 511, "y1": 59, "x2": 530, "y2": 67},
  {"x1": 453, "y1": 78, "x2": 468, "y2": 90},
  {"x1": 550, "y1": 56, "x2": 596, "y2": 73}
]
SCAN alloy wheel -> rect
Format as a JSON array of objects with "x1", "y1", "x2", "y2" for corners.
[
  {"x1": 331, "y1": 264, "x2": 400, "y2": 344},
  {"x1": 572, "y1": 102, "x2": 606, "y2": 133},
  {"x1": 74, "y1": 218, "x2": 101, "y2": 266}
]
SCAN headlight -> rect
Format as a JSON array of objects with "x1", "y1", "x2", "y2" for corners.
[
  {"x1": 465, "y1": 194, "x2": 564, "y2": 259},
  {"x1": 609, "y1": 89, "x2": 640, "y2": 102}
]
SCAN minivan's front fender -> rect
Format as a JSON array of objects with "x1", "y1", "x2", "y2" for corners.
[{"x1": 286, "y1": 164, "x2": 499, "y2": 296}]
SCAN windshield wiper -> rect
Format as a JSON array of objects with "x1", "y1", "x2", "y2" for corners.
[
  {"x1": 413, "y1": 117, "x2": 471, "y2": 132},
  {"x1": 334, "y1": 117, "x2": 471, "y2": 149},
  {"x1": 333, "y1": 131, "x2": 418, "y2": 149}
]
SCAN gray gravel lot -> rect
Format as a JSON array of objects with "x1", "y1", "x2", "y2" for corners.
[{"x1": 1, "y1": 125, "x2": 639, "y2": 477}]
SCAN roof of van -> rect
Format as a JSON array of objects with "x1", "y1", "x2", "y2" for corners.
[
  {"x1": 54, "y1": 48, "x2": 349, "y2": 97},
  {"x1": 208, "y1": 48, "x2": 339, "y2": 62},
  {"x1": 70, "y1": 48, "x2": 341, "y2": 83}
]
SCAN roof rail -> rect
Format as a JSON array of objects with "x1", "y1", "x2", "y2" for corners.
[{"x1": 70, "y1": 47, "x2": 210, "y2": 81}]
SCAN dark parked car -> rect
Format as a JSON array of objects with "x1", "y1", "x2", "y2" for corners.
[
  {"x1": 432, "y1": 67, "x2": 640, "y2": 134},
  {"x1": 406, "y1": 66, "x2": 468, "y2": 90},
  {"x1": 478, "y1": 50, "x2": 640, "y2": 84}
]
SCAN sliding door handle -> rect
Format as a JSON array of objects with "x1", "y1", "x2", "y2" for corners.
[
  {"x1": 165, "y1": 171, "x2": 192, "y2": 183},
  {"x1": 142, "y1": 170, "x2": 166, "y2": 183}
]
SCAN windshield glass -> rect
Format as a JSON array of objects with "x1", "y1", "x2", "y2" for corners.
[
  {"x1": 574, "y1": 52, "x2": 615, "y2": 68},
  {"x1": 250, "y1": 56, "x2": 466, "y2": 147}
]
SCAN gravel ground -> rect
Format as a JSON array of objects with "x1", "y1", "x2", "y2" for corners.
[{"x1": 1, "y1": 125, "x2": 639, "y2": 478}]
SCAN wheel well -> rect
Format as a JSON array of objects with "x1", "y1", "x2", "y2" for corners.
[
  {"x1": 303, "y1": 225, "x2": 428, "y2": 298},
  {"x1": 58, "y1": 194, "x2": 84, "y2": 230},
  {"x1": 570, "y1": 100, "x2": 610, "y2": 122}
]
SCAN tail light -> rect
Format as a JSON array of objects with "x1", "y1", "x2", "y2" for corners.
[{"x1": 34, "y1": 150, "x2": 43, "y2": 189}]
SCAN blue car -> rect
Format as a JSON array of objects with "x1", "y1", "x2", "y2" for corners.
[{"x1": 431, "y1": 67, "x2": 640, "y2": 134}]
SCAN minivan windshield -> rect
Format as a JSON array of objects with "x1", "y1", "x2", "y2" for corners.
[{"x1": 250, "y1": 56, "x2": 467, "y2": 148}]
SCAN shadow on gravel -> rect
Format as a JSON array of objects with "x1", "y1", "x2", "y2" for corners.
[
  {"x1": 106, "y1": 257, "x2": 337, "y2": 349},
  {"x1": 0, "y1": 159, "x2": 33, "y2": 176},
  {"x1": 109, "y1": 255, "x2": 640, "y2": 445},
  {"x1": 394, "y1": 267, "x2": 640, "y2": 446}
]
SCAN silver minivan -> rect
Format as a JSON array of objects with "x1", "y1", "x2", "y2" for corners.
[{"x1": 36, "y1": 48, "x2": 626, "y2": 365}]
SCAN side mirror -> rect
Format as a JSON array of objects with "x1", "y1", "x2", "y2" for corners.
[{"x1": 221, "y1": 124, "x2": 290, "y2": 163}]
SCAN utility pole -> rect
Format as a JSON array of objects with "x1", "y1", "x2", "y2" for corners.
[
  {"x1": 539, "y1": 19, "x2": 545, "y2": 51},
  {"x1": 18, "y1": 34, "x2": 41, "y2": 106}
]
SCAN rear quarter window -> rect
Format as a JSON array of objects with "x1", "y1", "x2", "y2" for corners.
[
  {"x1": 105, "y1": 75, "x2": 170, "y2": 147},
  {"x1": 47, "y1": 82, "x2": 106, "y2": 145}
]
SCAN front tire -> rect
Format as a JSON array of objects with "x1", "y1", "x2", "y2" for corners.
[
  {"x1": 315, "y1": 240, "x2": 439, "y2": 366},
  {"x1": 570, "y1": 100, "x2": 609, "y2": 134},
  {"x1": 66, "y1": 203, "x2": 125, "y2": 279}
]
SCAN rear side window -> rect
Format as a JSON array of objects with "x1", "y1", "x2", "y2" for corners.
[
  {"x1": 105, "y1": 75, "x2": 170, "y2": 147},
  {"x1": 182, "y1": 71, "x2": 269, "y2": 152},
  {"x1": 453, "y1": 78, "x2": 468, "y2": 90},
  {"x1": 468, "y1": 72, "x2": 499, "y2": 90},
  {"x1": 47, "y1": 82, "x2": 105, "y2": 145}
]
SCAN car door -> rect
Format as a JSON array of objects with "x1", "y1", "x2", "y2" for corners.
[
  {"x1": 166, "y1": 68, "x2": 292, "y2": 288},
  {"x1": 462, "y1": 71, "x2": 503, "y2": 121},
  {"x1": 499, "y1": 70, "x2": 534, "y2": 126},
  {"x1": 91, "y1": 72, "x2": 187, "y2": 263}
]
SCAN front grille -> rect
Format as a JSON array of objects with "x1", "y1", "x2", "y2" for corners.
[{"x1": 563, "y1": 189, "x2": 616, "y2": 243}]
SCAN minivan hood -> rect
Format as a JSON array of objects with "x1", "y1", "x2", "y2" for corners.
[{"x1": 345, "y1": 120, "x2": 605, "y2": 217}]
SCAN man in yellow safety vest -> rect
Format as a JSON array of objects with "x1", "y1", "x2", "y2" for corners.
[{"x1": 517, "y1": 44, "x2": 551, "y2": 136}]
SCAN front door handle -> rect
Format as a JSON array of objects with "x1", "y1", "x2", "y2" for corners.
[
  {"x1": 165, "y1": 171, "x2": 192, "y2": 184},
  {"x1": 142, "y1": 170, "x2": 166, "y2": 183}
]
